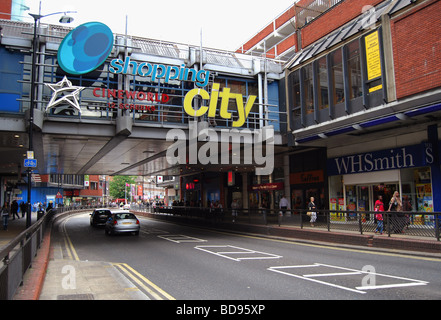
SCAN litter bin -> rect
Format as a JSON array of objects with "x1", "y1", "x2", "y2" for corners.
[{"x1": 37, "y1": 209, "x2": 45, "y2": 220}]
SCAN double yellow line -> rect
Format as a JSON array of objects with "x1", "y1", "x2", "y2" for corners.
[
  {"x1": 112, "y1": 263, "x2": 175, "y2": 300},
  {"x1": 60, "y1": 215, "x2": 174, "y2": 300},
  {"x1": 61, "y1": 218, "x2": 80, "y2": 261}
]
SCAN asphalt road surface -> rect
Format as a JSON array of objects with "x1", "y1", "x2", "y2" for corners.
[{"x1": 54, "y1": 212, "x2": 441, "y2": 300}]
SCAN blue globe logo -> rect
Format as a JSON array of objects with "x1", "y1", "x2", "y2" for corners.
[{"x1": 58, "y1": 22, "x2": 114, "y2": 75}]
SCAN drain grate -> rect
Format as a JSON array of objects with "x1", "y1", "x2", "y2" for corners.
[{"x1": 57, "y1": 293, "x2": 94, "y2": 300}]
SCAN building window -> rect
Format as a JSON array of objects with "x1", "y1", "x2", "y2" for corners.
[
  {"x1": 331, "y1": 49, "x2": 344, "y2": 105},
  {"x1": 317, "y1": 56, "x2": 329, "y2": 110},
  {"x1": 303, "y1": 64, "x2": 314, "y2": 114},
  {"x1": 289, "y1": 70, "x2": 301, "y2": 118},
  {"x1": 347, "y1": 40, "x2": 362, "y2": 100}
]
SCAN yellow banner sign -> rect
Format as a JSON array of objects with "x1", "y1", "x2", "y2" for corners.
[{"x1": 365, "y1": 31, "x2": 382, "y2": 81}]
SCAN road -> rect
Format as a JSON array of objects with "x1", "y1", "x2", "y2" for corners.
[{"x1": 53, "y1": 212, "x2": 441, "y2": 300}]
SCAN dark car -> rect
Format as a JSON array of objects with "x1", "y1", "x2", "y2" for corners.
[
  {"x1": 90, "y1": 209, "x2": 112, "y2": 227},
  {"x1": 105, "y1": 211, "x2": 140, "y2": 236}
]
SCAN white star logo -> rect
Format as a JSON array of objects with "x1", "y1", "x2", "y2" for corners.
[{"x1": 45, "y1": 76, "x2": 84, "y2": 114}]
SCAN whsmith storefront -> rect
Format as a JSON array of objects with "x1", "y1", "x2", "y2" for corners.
[{"x1": 327, "y1": 142, "x2": 440, "y2": 221}]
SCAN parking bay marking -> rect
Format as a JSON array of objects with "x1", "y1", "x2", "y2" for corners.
[
  {"x1": 158, "y1": 234, "x2": 208, "y2": 243},
  {"x1": 267, "y1": 263, "x2": 428, "y2": 294},
  {"x1": 195, "y1": 245, "x2": 283, "y2": 261},
  {"x1": 140, "y1": 226, "x2": 170, "y2": 235}
]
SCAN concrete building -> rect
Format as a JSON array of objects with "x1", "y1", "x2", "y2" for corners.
[{"x1": 0, "y1": 3, "x2": 288, "y2": 212}]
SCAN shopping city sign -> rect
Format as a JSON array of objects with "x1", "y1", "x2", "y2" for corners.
[
  {"x1": 58, "y1": 22, "x2": 210, "y2": 86},
  {"x1": 57, "y1": 22, "x2": 257, "y2": 127}
]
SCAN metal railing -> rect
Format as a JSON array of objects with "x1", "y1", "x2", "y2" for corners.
[
  {"x1": 0, "y1": 209, "x2": 54, "y2": 300},
  {"x1": 143, "y1": 205, "x2": 440, "y2": 241}
]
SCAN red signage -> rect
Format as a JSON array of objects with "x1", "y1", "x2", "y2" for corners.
[
  {"x1": 290, "y1": 170, "x2": 324, "y2": 185},
  {"x1": 251, "y1": 182, "x2": 284, "y2": 191}
]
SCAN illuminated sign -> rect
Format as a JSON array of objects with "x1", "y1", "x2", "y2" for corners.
[{"x1": 227, "y1": 171, "x2": 235, "y2": 186}]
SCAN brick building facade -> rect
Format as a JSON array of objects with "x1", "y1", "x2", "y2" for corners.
[{"x1": 239, "y1": 0, "x2": 441, "y2": 214}]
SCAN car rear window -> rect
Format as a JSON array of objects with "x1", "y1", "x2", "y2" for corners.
[
  {"x1": 96, "y1": 210, "x2": 110, "y2": 215},
  {"x1": 115, "y1": 213, "x2": 137, "y2": 220}
]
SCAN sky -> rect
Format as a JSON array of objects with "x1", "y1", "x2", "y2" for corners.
[{"x1": 25, "y1": 0, "x2": 295, "y2": 51}]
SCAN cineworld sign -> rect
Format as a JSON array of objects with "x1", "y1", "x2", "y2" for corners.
[{"x1": 57, "y1": 22, "x2": 257, "y2": 127}]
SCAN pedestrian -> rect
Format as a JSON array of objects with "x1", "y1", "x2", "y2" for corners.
[
  {"x1": 279, "y1": 195, "x2": 289, "y2": 216},
  {"x1": 11, "y1": 200, "x2": 19, "y2": 220},
  {"x1": 374, "y1": 195, "x2": 384, "y2": 212},
  {"x1": 231, "y1": 199, "x2": 238, "y2": 222},
  {"x1": 374, "y1": 195, "x2": 384, "y2": 224},
  {"x1": 2, "y1": 203, "x2": 10, "y2": 230},
  {"x1": 374, "y1": 197, "x2": 384, "y2": 235},
  {"x1": 388, "y1": 191, "x2": 404, "y2": 233},
  {"x1": 20, "y1": 201, "x2": 27, "y2": 218},
  {"x1": 307, "y1": 196, "x2": 317, "y2": 227}
]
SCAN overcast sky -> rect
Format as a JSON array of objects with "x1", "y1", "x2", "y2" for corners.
[{"x1": 25, "y1": 0, "x2": 295, "y2": 51}]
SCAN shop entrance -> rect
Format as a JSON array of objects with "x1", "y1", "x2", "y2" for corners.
[{"x1": 345, "y1": 183, "x2": 398, "y2": 212}]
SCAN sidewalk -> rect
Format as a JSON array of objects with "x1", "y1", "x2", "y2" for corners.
[
  {"x1": 0, "y1": 212, "x2": 36, "y2": 251},
  {"x1": 4, "y1": 210, "x2": 441, "y2": 300}
]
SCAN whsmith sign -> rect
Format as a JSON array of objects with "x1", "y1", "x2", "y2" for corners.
[
  {"x1": 56, "y1": 22, "x2": 258, "y2": 127},
  {"x1": 327, "y1": 143, "x2": 436, "y2": 176}
]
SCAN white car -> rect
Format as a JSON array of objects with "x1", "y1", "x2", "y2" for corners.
[
  {"x1": 105, "y1": 211, "x2": 140, "y2": 236},
  {"x1": 123, "y1": 203, "x2": 131, "y2": 210}
]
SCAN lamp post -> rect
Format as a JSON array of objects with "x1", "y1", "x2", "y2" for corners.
[{"x1": 26, "y1": 11, "x2": 76, "y2": 228}]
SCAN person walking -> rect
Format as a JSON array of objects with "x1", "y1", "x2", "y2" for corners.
[
  {"x1": 20, "y1": 201, "x2": 27, "y2": 218},
  {"x1": 388, "y1": 191, "x2": 404, "y2": 233},
  {"x1": 374, "y1": 196, "x2": 384, "y2": 235},
  {"x1": 279, "y1": 195, "x2": 289, "y2": 216},
  {"x1": 308, "y1": 196, "x2": 317, "y2": 227},
  {"x1": 11, "y1": 200, "x2": 19, "y2": 220},
  {"x1": 231, "y1": 199, "x2": 238, "y2": 222},
  {"x1": 2, "y1": 203, "x2": 10, "y2": 230}
]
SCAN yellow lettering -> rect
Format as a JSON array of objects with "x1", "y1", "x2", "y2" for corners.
[
  {"x1": 208, "y1": 83, "x2": 220, "y2": 117},
  {"x1": 183, "y1": 84, "x2": 258, "y2": 128},
  {"x1": 184, "y1": 88, "x2": 209, "y2": 117},
  {"x1": 232, "y1": 94, "x2": 257, "y2": 127},
  {"x1": 219, "y1": 87, "x2": 232, "y2": 120}
]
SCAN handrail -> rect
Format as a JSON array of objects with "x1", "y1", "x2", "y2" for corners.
[{"x1": 143, "y1": 205, "x2": 441, "y2": 241}]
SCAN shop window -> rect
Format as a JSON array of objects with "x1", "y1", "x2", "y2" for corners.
[
  {"x1": 401, "y1": 167, "x2": 433, "y2": 213},
  {"x1": 331, "y1": 49, "x2": 344, "y2": 105},
  {"x1": 347, "y1": 40, "x2": 362, "y2": 100},
  {"x1": 317, "y1": 56, "x2": 329, "y2": 110}
]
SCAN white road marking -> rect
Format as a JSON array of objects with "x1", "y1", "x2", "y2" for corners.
[
  {"x1": 158, "y1": 234, "x2": 207, "y2": 243},
  {"x1": 268, "y1": 263, "x2": 428, "y2": 294},
  {"x1": 195, "y1": 245, "x2": 283, "y2": 261}
]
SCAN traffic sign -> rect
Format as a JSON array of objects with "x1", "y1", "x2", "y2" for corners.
[{"x1": 24, "y1": 159, "x2": 37, "y2": 168}]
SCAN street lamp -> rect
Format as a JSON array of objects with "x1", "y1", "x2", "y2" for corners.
[{"x1": 26, "y1": 11, "x2": 76, "y2": 228}]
